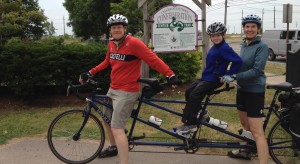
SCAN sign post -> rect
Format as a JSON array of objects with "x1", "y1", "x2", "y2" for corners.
[
  {"x1": 283, "y1": 3, "x2": 293, "y2": 82},
  {"x1": 283, "y1": 4, "x2": 293, "y2": 44},
  {"x1": 138, "y1": 0, "x2": 157, "y2": 78}
]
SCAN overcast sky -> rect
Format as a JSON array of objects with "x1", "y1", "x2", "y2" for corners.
[
  {"x1": 39, "y1": 0, "x2": 72, "y2": 36},
  {"x1": 39, "y1": 0, "x2": 300, "y2": 35},
  {"x1": 174, "y1": 0, "x2": 300, "y2": 34}
]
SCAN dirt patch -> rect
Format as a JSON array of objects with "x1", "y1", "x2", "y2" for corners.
[
  {"x1": 0, "y1": 83, "x2": 190, "y2": 110},
  {"x1": 0, "y1": 94, "x2": 85, "y2": 110}
]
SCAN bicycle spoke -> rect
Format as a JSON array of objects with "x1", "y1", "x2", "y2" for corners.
[
  {"x1": 48, "y1": 110, "x2": 105, "y2": 164},
  {"x1": 268, "y1": 116, "x2": 300, "y2": 164}
]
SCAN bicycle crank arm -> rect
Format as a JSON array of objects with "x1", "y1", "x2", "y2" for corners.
[
  {"x1": 131, "y1": 133, "x2": 146, "y2": 140},
  {"x1": 174, "y1": 145, "x2": 189, "y2": 151}
]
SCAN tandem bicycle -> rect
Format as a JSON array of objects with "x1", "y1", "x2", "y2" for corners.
[{"x1": 47, "y1": 78, "x2": 300, "y2": 164}]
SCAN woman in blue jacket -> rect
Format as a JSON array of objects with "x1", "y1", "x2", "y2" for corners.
[
  {"x1": 225, "y1": 14, "x2": 269, "y2": 164},
  {"x1": 175, "y1": 22, "x2": 242, "y2": 134}
]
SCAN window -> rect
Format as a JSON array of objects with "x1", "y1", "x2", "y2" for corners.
[{"x1": 280, "y1": 31, "x2": 296, "y2": 39}]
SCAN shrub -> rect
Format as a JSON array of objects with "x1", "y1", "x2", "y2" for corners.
[
  {"x1": 0, "y1": 38, "x2": 108, "y2": 98},
  {"x1": 0, "y1": 37, "x2": 202, "y2": 99},
  {"x1": 150, "y1": 50, "x2": 202, "y2": 83}
]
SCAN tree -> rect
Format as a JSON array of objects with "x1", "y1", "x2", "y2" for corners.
[
  {"x1": 111, "y1": 0, "x2": 172, "y2": 35},
  {"x1": 0, "y1": 0, "x2": 48, "y2": 44},
  {"x1": 63, "y1": 0, "x2": 110, "y2": 40},
  {"x1": 44, "y1": 21, "x2": 56, "y2": 36},
  {"x1": 63, "y1": 0, "x2": 172, "y2": 39}
]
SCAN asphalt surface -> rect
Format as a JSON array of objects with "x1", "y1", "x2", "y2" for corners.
[{"x1": 0, "y1": 138, "x2": 269, "y2": 164}]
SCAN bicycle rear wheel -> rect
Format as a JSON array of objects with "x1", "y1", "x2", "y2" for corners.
[
  {"x1": 47, "y1": 109, "x2": 105, "y2": 164},
  {"x1": 268, "y1": 116, "x2": 300, "y2": 164}
]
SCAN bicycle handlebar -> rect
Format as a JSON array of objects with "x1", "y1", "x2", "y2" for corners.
[
  {"x1": 67, "y1": 78, "x2": 170, "y2": 100},
  {"x1": 67, "y1": 79, "x2": 99, "y2": 101},
  {"x1": 209, "y1": 83, "x2": 235, "y2": 95}
]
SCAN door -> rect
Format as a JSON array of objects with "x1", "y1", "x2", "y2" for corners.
[{"x1": 278, "y1": 31, "x2": 287, "y2": 55}]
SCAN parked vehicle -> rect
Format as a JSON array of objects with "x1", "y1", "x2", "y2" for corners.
[{"x1": 261, "y1": 29, "x2": 300, "y2": 60}]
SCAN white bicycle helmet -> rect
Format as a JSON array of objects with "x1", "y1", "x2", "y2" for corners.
[
  {"x1": 242, "y1": 14, "x2": 261, "y2": 27},
  {"x1": 107, "y1": 14, "x2": 128, "y2": 27},
  {"x1": 207, "y1": 22, "x2": 227, "y2": 35}
]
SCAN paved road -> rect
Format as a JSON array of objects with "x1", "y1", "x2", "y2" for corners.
[
  {"x1": 228, "y1": 40, "x2": 287, "y2": 64},
  {"x1": 0, "y1": 138, "x2": 274, "y2": 164}
]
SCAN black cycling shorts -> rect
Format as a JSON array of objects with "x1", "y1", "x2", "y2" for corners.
[{"x1": 236, "y1": 90, "x2": 265, "y2": 118}]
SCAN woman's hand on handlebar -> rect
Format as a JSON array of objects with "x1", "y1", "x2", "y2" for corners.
[
  {"x1": 220, "y1": 75, "x2": 241, "y2": 89},
  {"x1": 221, "y1": 74, "x2": 236, "y2": 84}
]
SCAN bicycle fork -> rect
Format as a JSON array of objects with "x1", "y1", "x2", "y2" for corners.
[{"x1": 73, "y1": 100, "x2": 93, "y2": 141}]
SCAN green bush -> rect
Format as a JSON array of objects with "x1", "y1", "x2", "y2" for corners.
[
  {"x1": 0, "y1": 37, "x2": 108, "y2": 98},
  {"x1": 0, "y1": 37, "x2": 202, "y2": 99},
  {"x1": 150, "y1": 50, "x2": 202, "y2": 83}
]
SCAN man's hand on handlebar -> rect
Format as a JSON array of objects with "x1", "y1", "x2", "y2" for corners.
[
  {"x1": 167, "y1": 74, "x2": 181, "y2": 85},
  {"x1": 79, "y1": 72, "x2": 94, "y2": 84}
]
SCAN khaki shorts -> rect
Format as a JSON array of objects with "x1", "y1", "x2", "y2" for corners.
[{"x1": 104, "y1": 88, "x2": 139, "y2": 129}]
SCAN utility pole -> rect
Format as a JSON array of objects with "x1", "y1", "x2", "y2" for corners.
[
  {"x1": 224, "y1": 0, "x2": 228, "y2": 25},
  {"x1": 63, "y1": 16, "x2": 65, "y2": 36},
  {"x1": 227, "y1": 25, "x2": 229, "y2": 34},
  {"x1": 241, "y1": 9, "x2": 243, "y2": 37},
  {"x1": 261, "y1": 8, "x2": 264, "y2": 34},
  {"x1": 274, "y1": 6, "x2": 276, "y2": 28}
]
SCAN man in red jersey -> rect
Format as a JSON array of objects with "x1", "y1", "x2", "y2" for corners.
[{"x1": 80, "y1": 14, "x2": 180, "y2": 164}]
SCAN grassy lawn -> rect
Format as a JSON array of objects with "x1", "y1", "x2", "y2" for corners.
[
  {"x1": 0, "y1": 106, "x2": 82, "y2": 145},
  {"x1": 0, "y1": 62, "x2": 285, "y2": 147},
  {"x1": 265, "y1": 62, "x2": 286, "y2": 75}
]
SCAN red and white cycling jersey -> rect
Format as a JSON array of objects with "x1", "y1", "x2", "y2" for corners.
[{"x1": 90, "y1": 35, "x2": 174, "y2": 92}]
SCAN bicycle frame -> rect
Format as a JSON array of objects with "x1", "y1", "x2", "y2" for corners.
[
  {"x1": 129, "y1": 98, "x2": 279, "y2": 150},
  {"x1": 48, "y1": 80, "x2": 298, "y2": 164},
  {"x1": 84, "y1": 86, "x2": 283, "y2": 151}
]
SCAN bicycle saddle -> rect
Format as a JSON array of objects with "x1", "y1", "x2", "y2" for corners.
[{"x1": 267, "y1": 82, "x2": 293, "y2": 92}]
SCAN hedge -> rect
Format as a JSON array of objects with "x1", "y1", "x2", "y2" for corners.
[{"x1": 0, "y1": 37, "x2": 201, "y2": 99}]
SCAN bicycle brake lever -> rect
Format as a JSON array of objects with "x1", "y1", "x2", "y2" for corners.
[
  {"x1": 67, "y1": 85, "x2": 70, "y2": 96},
  {"x1": 233, "y1": 82, "x2": 241, "y2": 89}
]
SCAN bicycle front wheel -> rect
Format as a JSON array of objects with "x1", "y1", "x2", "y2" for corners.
[
  {"x1": 268, "y1": 116, "x2": 300, "y2": 164},
  {"x1": 47, "y1": 109, "x2": 105, "y2": 164}
]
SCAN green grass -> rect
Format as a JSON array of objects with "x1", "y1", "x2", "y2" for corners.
[
  {"x1": 0, "y1": 106, "x2": 82, "y2": 145},
  {"x1": 265, "y1": 62, "x2": 286, "y2": 75}
]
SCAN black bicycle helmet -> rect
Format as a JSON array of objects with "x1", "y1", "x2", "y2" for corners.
[
  {"x1": 242, "y1": 14, "x2": 261, "y2": 27},
  {"x1": 107, "y1": 14, "x2": 128, "y2": 27},
  {"x1": 207, "y1": 22, "x2": 227, "y2": 35}
]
